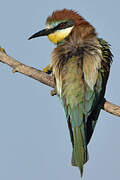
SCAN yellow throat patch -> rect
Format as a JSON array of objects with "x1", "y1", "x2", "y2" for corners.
[{"x1": 48, "y1": 26, "x2": 73, "y2": 44}]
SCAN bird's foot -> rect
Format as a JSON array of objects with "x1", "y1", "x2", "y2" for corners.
[
  {"x1": 50, "y1": 88, "x2": 57, "y2": 96},
  {"x1": 0, "y1": 47, "x2": 6, "y2": 54},
  {"x1": 42, "y1": 64, "x2": 52, "y2": 74}
]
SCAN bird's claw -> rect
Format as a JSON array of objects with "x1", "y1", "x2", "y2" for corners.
[
  {"x1": 0, "y1": 47, "x2": 6, "y2": 54},
  {"x1": 50, "y1": 89, "x2": 57, "y2": 96},
  {"x1": 42, "y1": 64, "x2": 52, "y2": 74}
]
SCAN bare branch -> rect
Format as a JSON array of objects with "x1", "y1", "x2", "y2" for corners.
[
  {"x1": 103, "y1": 100, "x2": 120, "y2": 117},
  {"x1": 0, "y1": 50, "x2": 120, "y2": 117},
  {"x1": 0, "y1": 50, "x2": 55, "y2": 88}
]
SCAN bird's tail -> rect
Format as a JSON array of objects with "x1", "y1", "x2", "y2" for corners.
[{"x1": 71, "y1": 123, "x2": 88, "y2": 177}]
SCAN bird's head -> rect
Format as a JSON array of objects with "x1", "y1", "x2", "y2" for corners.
[{"x1": 28, "y1": 9, "x2": 86, "y2": 44}]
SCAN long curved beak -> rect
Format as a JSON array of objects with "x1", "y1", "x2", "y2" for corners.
[{"x1": 28, "y1": 28, "x2": 53, "y2": 40}]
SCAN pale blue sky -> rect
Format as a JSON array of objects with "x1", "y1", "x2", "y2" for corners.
[{"x1": 0, "y1": 0, "x2": 120, "y2": 180}]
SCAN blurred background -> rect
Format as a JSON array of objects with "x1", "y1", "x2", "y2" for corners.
[{"x1": 0, "y1": 0, "x2": 120, "y2": 179}]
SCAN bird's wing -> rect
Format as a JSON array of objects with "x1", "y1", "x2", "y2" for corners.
[
  {"x1": 59, "y1": 50, "x2": 101, "y2": 174},
  {"x1": 86, "y1": 38, "x2": 113, "y2": 144},
  {"x1": 51, "y1": 37, "x2": 112, "y2": 175},
  {"x1": 60, "y1": 39, "x2": 112, "y2": 173}
]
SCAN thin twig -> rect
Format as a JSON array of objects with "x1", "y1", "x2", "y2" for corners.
[{"x1": 0, "y1": 51, "x2": 55, "y2": 88}]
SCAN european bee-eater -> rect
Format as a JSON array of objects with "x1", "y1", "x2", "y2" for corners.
[{"x1": 29, "y1": 9, "x2": 113, "y2": 176}]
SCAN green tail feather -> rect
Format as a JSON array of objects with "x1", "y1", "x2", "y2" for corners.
[{"x1": 72, "y1": 124, "x2": 88, "y2": 177}]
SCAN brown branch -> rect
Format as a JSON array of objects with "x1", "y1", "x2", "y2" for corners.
[
  {"x1": 0, "y1": 49, "x2": 120, "y2": 117},
  {"x1": 103, "y1": 100, "x2": 120, "y2": 117},
  {"x1": 0, "y1": 50, "x2": 55, "y2": 88}
]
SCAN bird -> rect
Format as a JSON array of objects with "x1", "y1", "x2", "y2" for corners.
[{"x1": 28, "y1": 9, "x2": 113, "y2": 176}]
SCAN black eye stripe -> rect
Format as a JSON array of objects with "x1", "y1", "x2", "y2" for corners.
[
  {"x1": 53, "y1": 19, "x2": 75, "y2": 31},
  {"x1": 53, "y1": 22, "x2": 67, "y2": 30},
  {"x1": 58, "y1": 22, "x2": 68, "y2": 29}
]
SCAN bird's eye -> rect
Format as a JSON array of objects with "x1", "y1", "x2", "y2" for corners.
[{"x1": 59, "y1": 22, "x2": 65, "y2": 28}]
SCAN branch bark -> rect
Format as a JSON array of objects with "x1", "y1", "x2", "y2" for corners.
[{"x1": 0, "y1": 49, "x2": 120, "y2": 117}]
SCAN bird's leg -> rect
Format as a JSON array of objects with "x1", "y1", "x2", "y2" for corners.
[
  {"x1": 42, "y1": 65, "x2": 57, "y2": 95},
  {"x1": 0, "y1": 47, "x2": 6, "y2": 54},
  {"x1": 42, "y1": 64, "x2": 52, "y2": 74},
  {"x1": 50, "y1": 88, "x2": 57, "y2": 96},
  {"x1": 49, "y1": 74, "x2": 57, "y2": 96}
]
